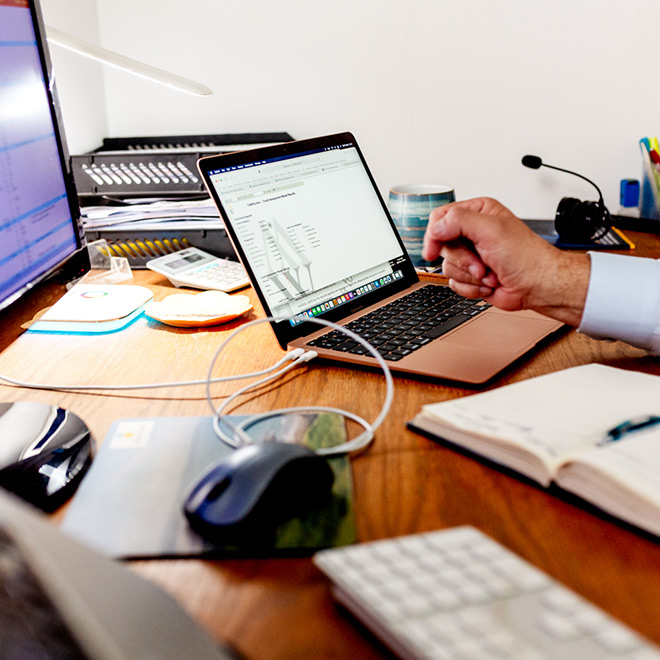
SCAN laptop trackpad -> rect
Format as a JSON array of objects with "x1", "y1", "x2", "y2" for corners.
[{"x1": 442, "y1": 311, "x2": 559, "y2": 352}]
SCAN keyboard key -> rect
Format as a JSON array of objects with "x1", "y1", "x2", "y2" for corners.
[
  {"x1": 308, "y1": 285, "x2": 491, "y2": 360},
  {"x1": 314, "y1": 527, "x2": 660, "y2": 660}
]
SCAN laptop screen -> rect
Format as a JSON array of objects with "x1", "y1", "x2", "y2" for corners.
[{"x1": 203, "y1": 135, "x2": 412, "y2": 332}]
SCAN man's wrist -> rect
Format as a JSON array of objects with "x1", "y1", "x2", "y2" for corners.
[{"x1": 531, "y1": 250, "x2": 590, "y2": 326}]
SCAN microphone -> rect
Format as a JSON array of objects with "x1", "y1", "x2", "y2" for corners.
[
  {"x1": 521, "y1": 155, "x2": 542, "y2": 170},
  {"x1": 521, "y1": 154, "x2": 604, "y2": 205},
  {"x1": 522, "y1": 154, "x2": 612, "y2": 242}
]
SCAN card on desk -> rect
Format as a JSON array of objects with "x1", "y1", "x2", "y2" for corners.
[{"x1": 61, "y1": 413, "x2": 355, "y2": 559}]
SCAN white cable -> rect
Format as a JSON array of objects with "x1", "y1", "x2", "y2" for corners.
[
  {"x1": 205, "y1": 316, "x2": 394, "y2": 456},
  {"x1": 213, "y1": 407, "x2": 375, "y2": 456},
  {"x1": 210, "y1": 356, "x2": 311, "y2": 426},
  {"x1": 0, "y1": 315, "x2": 394, "y2": 456},
  {"x1": 0, "y1": 348, "x2": 305, "y2": 392}
]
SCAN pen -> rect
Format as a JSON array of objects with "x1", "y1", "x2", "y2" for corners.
[
  {"x1": 610, "y1": 227, "x2": 636, "y2": 250},
  {"x1": 599, "y1": 415, "x2": 660, "y2": 446}
]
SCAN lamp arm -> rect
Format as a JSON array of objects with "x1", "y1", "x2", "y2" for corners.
[{"x1": 46, "y1": 25, "x2": 213, "y2": 97}]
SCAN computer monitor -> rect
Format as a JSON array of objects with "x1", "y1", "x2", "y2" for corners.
[{"x1": 0, "y1": 0, "x2": 87, "y2": 313}]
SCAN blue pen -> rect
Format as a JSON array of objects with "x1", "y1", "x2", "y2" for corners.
[{"x1": 599, "y1": 415, "x2": 660, "y2": 446}]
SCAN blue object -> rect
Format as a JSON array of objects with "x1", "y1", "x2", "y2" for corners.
[
  {"x1": 599, "y1": 415, "x2": 660, "y2": 445},
  {"x1": 620, "y1": 179, "x2": 640, "y2": 208},
  {"x1": 388, "y1": 185, "x2": 455, "y2": 267},
  {"x1": 27, "y1": 307, "x2": 146, "y2": 335},
  {"x1": 184, "y1": 442, "x2": 335, "y2": 542}
]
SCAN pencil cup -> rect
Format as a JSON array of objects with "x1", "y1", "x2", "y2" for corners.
[{"x1": 388, "y1": 184, "x2": 455, "y2": 267}]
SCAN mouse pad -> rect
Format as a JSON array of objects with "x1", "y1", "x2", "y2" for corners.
[{"x1": 61, "y1": 413, "x2": 355, "y2": 559}]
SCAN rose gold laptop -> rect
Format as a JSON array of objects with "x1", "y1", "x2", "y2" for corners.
[{"x1": 198, "y1": 132, "x2": 561, "y2": 384}]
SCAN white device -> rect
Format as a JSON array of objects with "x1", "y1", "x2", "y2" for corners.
[
  {"x1": 146, "y1": 247, "x2": 249, "y2": 292},
  {"x1": 314, "y1": 526, "x2": 660, "y2": 659},
  {"x1": 29, "y1": 283, "x2": 153, "y2": 333}
]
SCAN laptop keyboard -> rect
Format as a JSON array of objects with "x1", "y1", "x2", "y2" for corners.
[{"x1": 308, "y1": 285, "x2": 491, "y2": 361}]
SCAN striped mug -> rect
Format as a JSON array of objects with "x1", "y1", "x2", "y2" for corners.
[{"x1": 388, "y1": 184, "x2": 455, "y2": 267}]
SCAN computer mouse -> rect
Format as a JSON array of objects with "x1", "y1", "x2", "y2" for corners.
[
  {"x1": 184, "y1": 442, "x2": 335, "y2": 543},
  {"x1": 0, "y1": 401, "x2": 93, "y2": 512}
]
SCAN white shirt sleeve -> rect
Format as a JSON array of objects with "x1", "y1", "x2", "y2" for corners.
[{"x1": 578, "y1": 251, "x2": 660, "y2": 355}]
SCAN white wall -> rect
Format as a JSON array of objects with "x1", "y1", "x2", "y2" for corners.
[
  {"x1": 48, "y1": 0, "x2": 660, "y2": 219},
  {"x1": 40, "y1": 0, "x2": 107, "y2": 154}
]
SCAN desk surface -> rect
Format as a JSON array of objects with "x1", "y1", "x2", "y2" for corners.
[{"x1": 1, "y1": 232, "x2": 660, "y2": 659}]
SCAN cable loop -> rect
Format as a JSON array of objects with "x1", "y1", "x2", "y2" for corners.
[{"x1": 206, "y1": 316, "x2": 394, "y2": 455}]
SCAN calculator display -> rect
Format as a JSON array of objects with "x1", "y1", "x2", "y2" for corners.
[{"x1": 162, "y1": 253, "x2": 208, "y2": 272}]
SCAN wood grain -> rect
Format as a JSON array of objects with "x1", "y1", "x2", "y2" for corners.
[{"x1": 1, "y1": 235, "x2": 659, "y2": 658}]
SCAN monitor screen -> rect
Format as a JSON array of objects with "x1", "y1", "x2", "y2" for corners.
[{"x1": 0, "y1": 0, "x2": 86, "y2": 313}]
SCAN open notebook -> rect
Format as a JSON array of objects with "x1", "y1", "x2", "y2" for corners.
[{"x1": 409, "y1": 364, "x2": 660, "y2": 538}]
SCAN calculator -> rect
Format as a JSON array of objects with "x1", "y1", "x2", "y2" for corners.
[{"x1": 146, "y1": 247, "x2": 250, "y2": 292}]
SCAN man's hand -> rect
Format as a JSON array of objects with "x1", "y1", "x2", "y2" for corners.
[{"x1": 422, "y1": 197, "x2": 591, "y2": 326}]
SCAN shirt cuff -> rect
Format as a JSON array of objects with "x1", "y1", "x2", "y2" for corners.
[{"x1": 579, "y1": 252, "x2": 660, "y2": 354}]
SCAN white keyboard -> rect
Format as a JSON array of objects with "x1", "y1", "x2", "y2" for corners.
[{"x1": 313, "y1": 526, "x2": 660, "y2": 660}]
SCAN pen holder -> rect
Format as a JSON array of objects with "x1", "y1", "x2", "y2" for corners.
[
  {"x1": 640, "y1": 170, "x2": 660, "y2": 220},
  {"x1": 639, "y1": 138, "x2": 660, "y2": 220}
]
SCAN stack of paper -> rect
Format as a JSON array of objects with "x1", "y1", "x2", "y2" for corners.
[{"x1": 80, "y1": 198, "x2": 220, "y2": 230}]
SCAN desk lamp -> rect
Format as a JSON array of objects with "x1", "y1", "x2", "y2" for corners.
[{"x1": 46, "y1": 25, "x2": 213, "y2": 96}]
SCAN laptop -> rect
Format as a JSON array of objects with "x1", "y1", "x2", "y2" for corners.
[
  {"x1": 0, "y1": 489, "x2": 235, "y2": 659},
  {"x1": 197, "y1": 132, "x2": 562, "y2": 384}
]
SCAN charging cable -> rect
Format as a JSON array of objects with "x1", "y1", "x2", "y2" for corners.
[
  {"x1": 0, "y1": 316, "x2": 393, "y2": 455},
  {"x1": 0, "y1": 350, "x2": 306, "y2": 391},
  {"x1": 206, "y1": 316, "x2": 394, "y2": 455}
]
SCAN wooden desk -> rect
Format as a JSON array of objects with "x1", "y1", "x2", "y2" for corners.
[{"x1": 1, "y1": 232, "x2": 659, "y2": 659}]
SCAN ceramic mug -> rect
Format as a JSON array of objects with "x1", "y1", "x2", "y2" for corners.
[{"x1": 388, "y1": 184, "x2": 455, "y2": 267}]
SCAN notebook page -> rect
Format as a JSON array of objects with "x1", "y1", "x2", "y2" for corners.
[
  {"x1": 559, "y1": 427, "x2": 660, "y2": 503},
  {"x1": 420, "y1": 365, "x2": 660, "y2": 473}
]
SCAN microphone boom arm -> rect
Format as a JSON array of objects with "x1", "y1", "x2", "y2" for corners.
[{"x1": 537, "y1": 163, "x2": 604, "y2": 205}]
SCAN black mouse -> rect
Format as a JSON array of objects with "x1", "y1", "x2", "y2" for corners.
[
  {"x1": 184, "y1": 442, "x2": 335, "y2": 543},
  {"x1": 0, "y1": 401, "x2": 93, "y2": 512}
]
